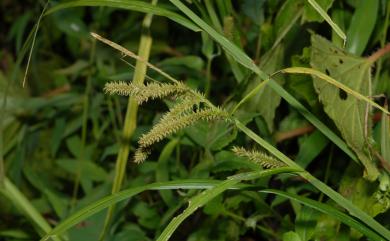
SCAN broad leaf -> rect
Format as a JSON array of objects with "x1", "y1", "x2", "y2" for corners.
[{"x1": 310, "y1": 34, "x2": 379, "y2": 180}]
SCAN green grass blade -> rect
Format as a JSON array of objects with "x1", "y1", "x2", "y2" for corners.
[
  {"x1": 45, "y1": 0, "x2": 200, "y2": 32},
  {"x1": 170, "y1": 0, "x2": 258, "y2": 73},
  {"x1": 307, "y1": 0, "x2": 346, "y2": 46},
  {"x1": 40, "y1": 180, "x2": 252, "y2": 241},
  {"x1": 346, "y1": 0, "x2": 378, "y2": 55},
  {"x1": 156, "y1": 168, "x2": 299, "y2": 241},
  {"x1": 1, "y1": 178, "x2": 61, "y2": 241},
  {"x1": 234, "y1": 119, "x2": 390, "y2": 239},
  {"x1": 23, "y1": 1, "x2": 48, "y2": 87},
  {"x1": 170, "y1": 0, "x2": 358, "y2": 163},
  {"x1": 280, "y1": 67, "x2": 389, "y2": 114},
  {"x1": 260, "y1": 189, "x2": 386, "y2": 241}
]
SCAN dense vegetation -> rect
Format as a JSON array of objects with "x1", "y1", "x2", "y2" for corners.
[{"x1": 1, "y1": 0, "x2": 390, "y2": 240}]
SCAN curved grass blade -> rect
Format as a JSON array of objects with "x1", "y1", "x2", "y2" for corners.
[
  {"x1": 1, "y1": 178, "x2": 62, "y2": 241},
  {"x1": 169, "y1": 0, "x2": 358, "y2": 163},
  {"x1": 23, "y1": 1, "x2": 48, "y2": 87},
  {"x1": 234, "y1": 119, "x2": 390, "y2": 239},
  {"x1": 280, "y1": 67, "x2": 389, "y2": 114},
  {"x1": 260, "y1": 189, "x2": 386, "y2": 241},
  {"x1": 45, "y1": 0, "x2": 200, "y2": 32},
  {"x1": 156, "y1": 168, "x2": 300, "y2": 241},
  {"x1": 307, "y1": 0, "x2": 346, "y2": 46},
  {"x1": 40, "y1": 180, "x2": 252, "y2": 241}
]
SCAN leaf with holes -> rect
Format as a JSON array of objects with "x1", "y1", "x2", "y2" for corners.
[{"x1": 310, "y1": 34, "x2": 379, "y2": 181}]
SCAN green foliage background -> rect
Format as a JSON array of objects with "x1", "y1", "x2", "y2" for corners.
[{"x1": 0, "y1": 0, "x2": 390, "y2": 240}]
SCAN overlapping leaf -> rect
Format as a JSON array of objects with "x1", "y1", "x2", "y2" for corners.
[{"x1": 310, "y1": 35, "x2": 379, "y2": 180}]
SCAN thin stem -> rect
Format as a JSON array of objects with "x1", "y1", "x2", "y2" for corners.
[
  {"x1": 319, "y1": 145, "x2": 333, "y2": 202},
  {"x1": 99, "y1": 1, "x2": 158, "y2": 239},
  {"x1": 374, "y1": 1, "x2": 390, "y2": 83},
  {"x1": 204, "y1": 58, "x2": 212, "y2": 97},
  {"x1": 254, "y1": 26, "x2": 262, "y2": 63},
  {"x1": 275, "y1": 125, "x2": 315, "y2": 143},
  {"x1": 230, "y1": 78, "x2": 270, "y2": 115},
  {"x1": 23, "y1": 1, "x2": 49, "y2": 87},
  {"x1": 367, "y1": 42, "x2": 390, "y2": 64}
]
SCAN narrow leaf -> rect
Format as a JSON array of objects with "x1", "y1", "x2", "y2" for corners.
[
  {"x1": 280, "y1": 67, "x2": 389, "y2": 114},
  {"x1": 170, "y1": 0, "x2": 358, "y2": 163},
  {"x1": 307, "y1": 0, "x2": 346, "y2": 45},
  {"x1": 40, "y1": 180, "x2": 252, "y2": 241},
  {"x1": 261, "y1": 189, "x2": 386, "y2": 241},
  {"x1": 45, "y1": 0, "x2": 201, "y2": 32}
]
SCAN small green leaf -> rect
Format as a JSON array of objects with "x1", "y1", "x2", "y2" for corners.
[
  {"x1": 295, "y1": 130, "x2": 329, "y2": 169},
  {"x1": 132, "y1": 202, "x2": 160, "y2": 229},
  {"x1": 339, "y1": 163, "x2": 390, "y2": 219},
  {"x1": 295, "y1": 206, "x2": 319, "y2": 241},
  {"x1": 283, "y1": 231, "x2": 302, "y2": 241},
  {"x1": 112, "y1": 224, "x2": 150, "y2": 241},
  {"x1": 56, "y1": 159, "x2": 108, "y2": 181},
  {"x1": 203, "y1": 195, "x2": 225, "y2": 216},
  {"x1": 51, "y1": 10, "x2": 89, "y2": 38},
  {"x1": 242, "y1": 0, "x2": 266, "y2": 25}
]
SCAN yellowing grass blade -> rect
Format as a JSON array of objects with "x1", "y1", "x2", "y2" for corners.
[
  {"x1": 280, "y1": 67, "x2": 389, "y2": 115},
  {"x1": 308, "y1": 0, "x2": 346, "y2": 46}
]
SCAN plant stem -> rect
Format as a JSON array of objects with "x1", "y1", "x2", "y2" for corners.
[
  {"x1": 368, "y1": 42, "x2": 390, "y2": 64},
  {"x1": 204, "y1": 58, "x2": 212, "y2": 97},
  {"x1": 99, "y1": 1, "x2": 158, "y2": 239},
  {"x1": 374, "y1": 1, "x2": 390, "y2": 83}
]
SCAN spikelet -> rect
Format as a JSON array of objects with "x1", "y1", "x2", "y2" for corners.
[
  {"x1": 104, "y1": 81, "x2": 189, "y2": 104},
  {"x1": 134, "y1": 148, "x2": 150, "y2": 163},
  {"x1": 139, "y1": 108, "x2": 228, "y2": 148},
  {"x1": 232, "y1": 146, "x2": 286, "y2": 169},
  {"x1": 103, "y1": 77, "x2": 230, "y2": 164},
  {"x1": 159, "y1": 95, "x2": 203, "y2": 123}
]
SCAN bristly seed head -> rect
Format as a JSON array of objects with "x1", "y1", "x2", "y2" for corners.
[
  {"x1": 104, "y1": 81, "x2": 189, "y2": 104},
  {"x1": 104, "y1": 79, "x2": 229, "y2": 164},
  {"x1": 232, "y1": 146, "x2": 286, "y2": 169}
]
